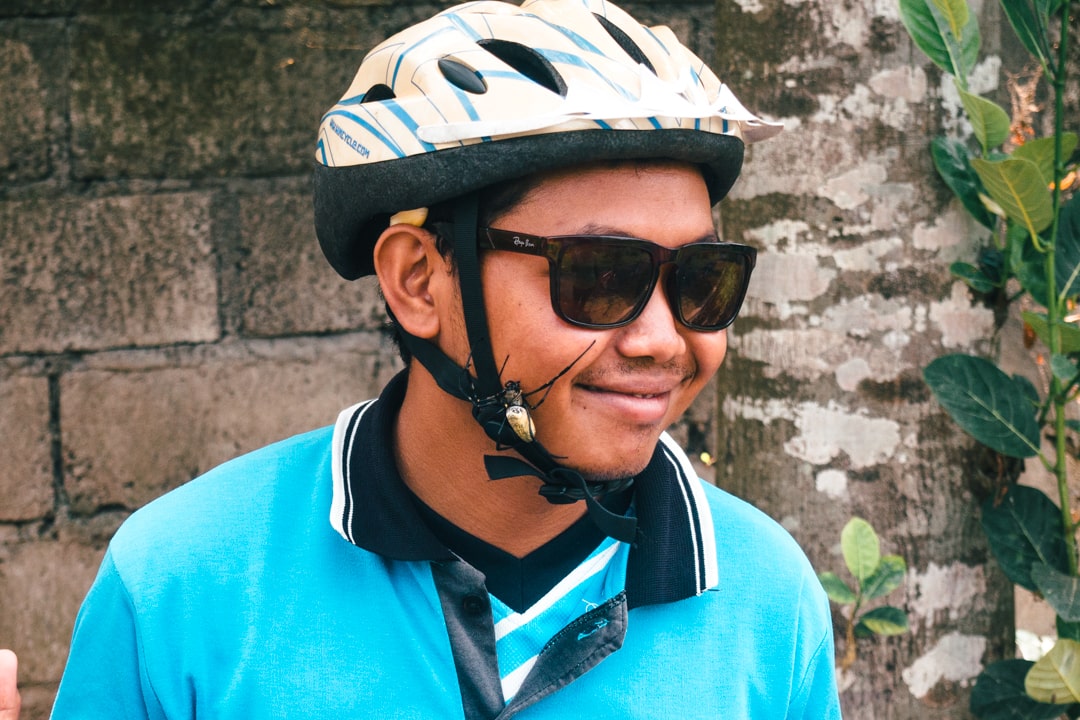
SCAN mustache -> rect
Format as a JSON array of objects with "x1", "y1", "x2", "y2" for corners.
[{"x1": 572, "y1": 357, "x2": 697, "y2": 387}]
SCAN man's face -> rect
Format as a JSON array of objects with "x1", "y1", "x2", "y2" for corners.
[{"x1": 475, "y1": 161, "x2": 730, "y2": 481}]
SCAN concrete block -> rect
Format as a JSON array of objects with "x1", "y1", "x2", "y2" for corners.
[
  {"x1": 66, "y1": 3, "x2": 470, "y2": 180},
  {"x1": 61, "y1": 337, "x2": 400, "y2": 514},
  {"x1": 0, "y1": 21, "x2": 66, "y2": 185},
  {"x1": 0, "y1": 36, "x2": 48, "y2": 184},
  {"x1": 0, "y1": 3, "x2": 75, "y2": 19},
  {"x1": 0, "y1": 193, "x2": 219, "y2": 354},
  {"x1": 69, "y1": 14, "x2": 348, "y2": 179},
  {"x1": 0, "y1": 541, "x2": 103, "y2": 683},
  {"x1": 236, "y1": 191, "x2": 386, "y2": 336},
  {"x1": 0, "y1": 376, "x2": 52, "y2": 521},
  {"x1": 12, "y1": 684, "x2": 56, "y2": 720}
]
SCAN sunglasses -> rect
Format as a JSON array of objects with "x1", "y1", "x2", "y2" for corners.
[{"x1": 480, "y1": 228, "x2": 756, "y2": 331}]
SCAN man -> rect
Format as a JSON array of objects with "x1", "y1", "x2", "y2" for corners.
[{"x1": 9, "y1": 0, "x2": 842, "y2": 716}]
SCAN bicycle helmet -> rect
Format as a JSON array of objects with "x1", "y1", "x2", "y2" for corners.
[{"x1": 313, "y1": 0, "x2": 781, "y2": 542}]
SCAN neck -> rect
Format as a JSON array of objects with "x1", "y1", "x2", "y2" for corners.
[{"x1": 394, "y1": 365, "x2": 587, "y2": 558}]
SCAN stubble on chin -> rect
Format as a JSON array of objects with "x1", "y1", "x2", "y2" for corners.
[{"x1": 568, "y1": 433, "x2": 660, "y2": 483}]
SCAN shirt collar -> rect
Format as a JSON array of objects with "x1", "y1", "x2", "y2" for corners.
[{"x1": 329, "y1": 370, "x2": 719, "y2": 606}]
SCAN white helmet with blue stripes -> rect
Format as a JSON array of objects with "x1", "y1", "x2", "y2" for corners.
[{"x1": 313, "y1": 0, "x2": 781, "y2": 280}]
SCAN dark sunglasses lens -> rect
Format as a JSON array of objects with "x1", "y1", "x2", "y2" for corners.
[
  {"x1": 677, "y1": 247, "x2": 750, "y2": 329},
  {"x1": 556, "y1": 242, "x2": 654, "y2": 326}
]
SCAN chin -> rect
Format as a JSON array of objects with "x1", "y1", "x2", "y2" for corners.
[
  {"x1": 550, "y1": 433, "x2": 661, "y2": 483},
  {"x1": 577, "y1": 455, "x2": 654, "y2": 483}
]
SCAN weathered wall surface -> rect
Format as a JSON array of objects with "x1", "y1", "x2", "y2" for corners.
[
  {"x1": 713, "y1": 0, "x2": 1038, "y2": 718},
  {"x1": 0, "y1": 2, "x2": 725, "y2": 717}
]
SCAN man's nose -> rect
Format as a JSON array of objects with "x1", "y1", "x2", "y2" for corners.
[{"x1": 613, "y1": 279, "x2": 686, "y2": 362}]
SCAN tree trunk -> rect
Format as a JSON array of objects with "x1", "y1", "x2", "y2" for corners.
[{"x1": 712, "y1": 1, "x2": 1019, "y2": 717}]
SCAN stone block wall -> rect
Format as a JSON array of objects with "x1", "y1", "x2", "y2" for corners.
[{"x1": 0, "y1": 2, "x2": 720, "y2": 716}]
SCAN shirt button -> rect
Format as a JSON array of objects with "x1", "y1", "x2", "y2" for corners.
[{"x1": 462, "y1": 594, "x2": 487, "y2": 615}]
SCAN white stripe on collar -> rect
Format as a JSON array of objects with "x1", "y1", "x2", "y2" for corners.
[
  {"x1": 659, "y1": 432, "x2": 719, "y2": 593},
  {"x1": 330, "y1": 400, "x2": 377, "y2": 545}
]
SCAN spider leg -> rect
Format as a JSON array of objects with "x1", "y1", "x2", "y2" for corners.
[{"x1": 521, "y1": 341, "x2": 596, "y2": 408}]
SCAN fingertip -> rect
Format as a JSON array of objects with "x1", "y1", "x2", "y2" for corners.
[{"x1": 0, "y1": 648, "x2": 19, "y2": 710}]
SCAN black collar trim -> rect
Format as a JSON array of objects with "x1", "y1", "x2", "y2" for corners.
[{"x1": 329, "y1": 371, "x2": 718, "y2": 607}]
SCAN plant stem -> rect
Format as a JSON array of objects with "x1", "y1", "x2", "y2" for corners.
[
  {"x1": 841, "y1": 595, "x2": 862, "y2": 671},
  {"x1": 842, "y1": 617, "x2": 857, "y2": 671},
  {"x1": 1048, "y1": 3, "x2": 1077, "y2": 576}
]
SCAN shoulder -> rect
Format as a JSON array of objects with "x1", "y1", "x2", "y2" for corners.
[
  {"x1": 700, "y1": 482, "x2": 807, "y2": 554},
  {"x1": 106, "y1": 426, "x2": 335, "y2": 578},
  {"x1": 698, "y1": 481, "x2": 823, "y2": 597}
]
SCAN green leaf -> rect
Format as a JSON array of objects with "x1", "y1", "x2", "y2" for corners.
[
  {"x1": 1013, "y1": 374, "x2": 1041, "y2": 406},
  {"x1": 856, "y1": 606, "x2": 909, "y2": 636},
  {"x1": 930, "y1": 0, "x2": 969, "y2": 37},
  {"x1": 1032, "y1": 563, "x2": 1080, "y2": 622},
  {"x1": 932, "y1": 137, "x2": 996, "y2": 228},
  {"x1": 999, "y1": 0, "x2": 1052, "y2": 69},
  {"x1": 1023, "y1": 312, "x2": 1080, "y2": 354},
  {"x1": 972, "y1": 157, "x2": 1055, "y2": 235},
  {"x1": 1061, "y1": 618, "x2": 1080, "y2": 642},
  {"x1": 958, "y1": 85, "x2": 1012, "y2": 151},
  {"x1": 1057, "y1": 196, "x2": 1080, "y2": 301},
  {"x1": 899, "y1": 0, "x2": 952, "y2": 74},
  {"x1": 898, "y1": 0, "x2": 979, "y2": 79},
  {"x1": 971, "y1": 660, "x2": 1071, "y2": 719},
  {"x1": 853, "y1": 622, "x2": 876, "y2": 640},
  {"x1": 977, "y1": 247, "x2": 1007, "y2": 285},
  {"x1": 1012, "y1": 223, "x2": 1051, "y2": 307},
  {"x1": 923, "y1": 354, "x2": 1041, "y2": 458},
  {"x1": 982, "y1": 485, "x2": 1069, "y2": 591},
  {"x1": 818, "y1": 572, "x2": 857, "y2": 604},
  {"x1": 1067, "y1": 419, "x2": 1080, "y2": 434},
  {"x1": 861, "y1": 555, "x2": 907, "y2": 600},
  {"x1": 841, "y1": 517, "x2": 881, "y2": 583},
  {"x1": 951, "y1": 261, "x2": 997, "y2": 293},
  {"x1": 1013, "y1": 134, "x2": 1080, "y2": 186},
  {"x1": 1052, "y1": 354, "x2": 1079, "y2": 384},
  {"x1": 1035, "y1": 0, "x2": 1065, "y2": 16},
  {"x1": 1026, "y1": 639, "x2": 1080, "y2": 705}
]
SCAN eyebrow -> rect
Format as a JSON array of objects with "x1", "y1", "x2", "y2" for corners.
[{"x1": 577, "y1": 223, "x2": 718, "y2": 244}]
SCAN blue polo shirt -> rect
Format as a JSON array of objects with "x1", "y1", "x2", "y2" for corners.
[{"x1": 52, "y1": 372, "x2": 841, "y2": 718}]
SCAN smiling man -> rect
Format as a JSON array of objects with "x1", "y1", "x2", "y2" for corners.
[{"x1": 38, "y1": 1, "x2": 842, "y2": 717}]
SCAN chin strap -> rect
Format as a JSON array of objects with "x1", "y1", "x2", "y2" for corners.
[
  {"x1": 390, "y1": 195, "x2": 639, "y2": 545},
  {"x1": 485, "y1": 456, "x2": 637, "y2": 543}
]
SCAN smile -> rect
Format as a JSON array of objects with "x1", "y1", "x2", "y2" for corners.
[{"x1": 577, "y1": 384, "x2": 677, "y2": 424}]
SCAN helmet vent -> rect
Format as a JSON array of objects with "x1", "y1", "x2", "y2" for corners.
[
  {"x1": 362, "y1": 84, "x2": 396, "y2": 103},
  {"x1": 477, "y1": 39, "x2": 567, "y2": 97},
  {"x1": 592, "y1": 13, "x2": 656, "y2": 74},
  {"x1": 438, "y1": 57, "x2": 489, "y2": 94}
]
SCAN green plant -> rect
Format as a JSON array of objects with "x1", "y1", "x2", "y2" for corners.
[
  {"x1": 818, "y1": 517, "x2": 909, "y2": 670},
  {"x1": 897, "y1": 0, "x2": 1080, "y2": 716}
]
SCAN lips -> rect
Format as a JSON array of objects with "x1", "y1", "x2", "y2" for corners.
[
  {"x1": 576, "y1": 381, "x2": 681, "y2": 424},
  {"x1": 580, "y1": 384, "x2": 673, "y2": 398},
  {"x1": 575, "y1": 367, "x2": 692, "y2": 399}
]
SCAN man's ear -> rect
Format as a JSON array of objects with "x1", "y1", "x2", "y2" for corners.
[{"x1": 373, "y1": 226, "x2": 451, "y2": 340}]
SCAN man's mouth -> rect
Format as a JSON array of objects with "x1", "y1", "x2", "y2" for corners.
[
  {"x1": 576, "y1": 383, "x2": 678, "y2": 424},
  {"x1": 581, "y1": 386, "x2": 667, "y2": 398}
]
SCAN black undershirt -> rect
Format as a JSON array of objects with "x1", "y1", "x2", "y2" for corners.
[{"x1": 411, "y1": 489, "x2": 633, "y2": 614}]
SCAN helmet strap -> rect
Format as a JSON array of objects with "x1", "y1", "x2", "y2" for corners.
[
  {"x1": 451, "y1": 193, "x2": 502, "y2": 400},
  {"x1": 387, "y1": 195, "x2": 639, "y2": 544}
]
